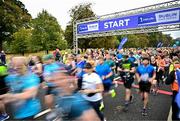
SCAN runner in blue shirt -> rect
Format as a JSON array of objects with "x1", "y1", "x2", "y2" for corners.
[
  {"x1": 71, "y1": 54, "x2": 86, "y2": 90},
  {"x1": 0, "y1": 57, "x2": 41, "y2": 120},
  {"x1": 95, "y1": 56, "x2": 116, "y2": 111},
  {"x1": 117, "y1": 49, "x2": 123, "y2": 61},
  {"x1": 136, "y1": 56, "x2": 156, "y2": 116},
  {"x1": 46, "y1": 71, "x2": 100, "y2": 121},
  {"x1": 95, "y1": 56, "x2": 116, "y2": 97},
  {"x1": 43, "y1": 54, "x2": 61, "y2": 109},
  {"x1": 128, "y1": 52, "x2": 136, "y2": 64}
]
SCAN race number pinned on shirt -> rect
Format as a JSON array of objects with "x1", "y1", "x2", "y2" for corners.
[{"x1": 140, "y1": 73, "x2": 149, "y2": 82}]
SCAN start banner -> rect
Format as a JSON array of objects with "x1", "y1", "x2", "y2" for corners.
[{"x1": 77, "y1": 7, "x2": 180, "y2": 35}]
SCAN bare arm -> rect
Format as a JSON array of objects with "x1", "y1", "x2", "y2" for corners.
[
  {"x1": 135, "y1": 73, "x2": 141, "y2": 83},
  {"x1": 149, "y1": 71, "x2": 156, "y2": 83},
  {"x1": 0, "y1": 87, "x2": 39, "y2": 103},
  {"x1": 104, "y1": 71, "x2": 113, "y2": 79},
  {"x1": 130, "y1": 67, "x2": 136, "y2": 73}
]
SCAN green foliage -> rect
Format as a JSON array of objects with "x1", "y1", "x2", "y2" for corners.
[
  {"x1": 118, "y1": 32, "x2": 173, "y2": 48},
  {"x1": 69, "y1": 3, "x2": 95, "y2": 21},
  {"x1": 89, "y1": 36, "x2": 118, "y2": 49},
  {"x1": 64, "y1": 24, "x2": 73, "y2": 48},
  {"x1": 1, "y1": 1, "x2": 175, "y2": 53},
  {"x1": 11, "y1": 28, "x2": 32, "y2": 55},
  {"x1": 0, "y1": 0, "x2": 31, "y2": 50},
  {"x1": 65, "y1": 3, "x2": 96, "y2": 48},
  {"x1": 31, "y1": 10, "x2": 67, "y2": 52}
]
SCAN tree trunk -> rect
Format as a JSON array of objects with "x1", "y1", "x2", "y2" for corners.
[
  {"x1": 22, "y1": 51, "x2": 25, "y2": 56},
  {"x1": 46, "y1": 50, "x2": 49, "y2": 54}
]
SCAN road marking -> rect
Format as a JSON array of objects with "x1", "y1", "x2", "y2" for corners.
[
  {"x1": 167, "y1": 106, "x2": 172, "y2": 121},
  {"x1": 116, "y1": 81, "x2": 172, "y2": 96}
]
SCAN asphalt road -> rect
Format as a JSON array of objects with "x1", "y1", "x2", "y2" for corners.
[{"x1": 103, "y1": 84, "x2": 172, "y2": 121}]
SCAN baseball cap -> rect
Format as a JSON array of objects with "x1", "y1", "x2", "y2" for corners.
[{"x1": 84, "y1": 62, "x2": 93, "y2": 69}]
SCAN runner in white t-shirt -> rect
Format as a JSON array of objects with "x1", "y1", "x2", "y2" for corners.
[{"x1": 80, "y1": 62, "x2": 104, "y2": 121}]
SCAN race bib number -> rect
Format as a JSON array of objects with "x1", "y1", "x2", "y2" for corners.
[{"x1": 140, "y1": 73, "x2": 149, "y2": 82}]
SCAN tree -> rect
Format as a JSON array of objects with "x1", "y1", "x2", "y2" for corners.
[
  {"x1": 161, "y1": 34, "x2": 173, "y2": 47},
  {"x1": 64, "y1": 24, "x2": 73, "y2": 48},
  {"x1": 65, "y1": 3, "x2": 117, "y2": 49},
  {"x1": 65, "y1": 3, "x2": 96, "y2": 48},
  {"x1": 11, "y1": 28, "x2": 31, "y2": 55},
  {"x1": 89, "y1": 36, "x2": 119, "y2": 49},
  {"x1": 147, "y1": 32, "x2": 159, "y2": 47},
  {"x1": 32, "y1": 10, "x2": 66, "y2": 53},
  {"x1": 123, "y1": 34, "x2": 139, "y2": 48},
  {"x1": 0, "y1": 0, "x2": 31, "y2": 50}
]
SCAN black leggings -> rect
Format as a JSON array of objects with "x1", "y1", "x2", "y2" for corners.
[
  {"x1": 77, "y1": 78, "x2": 82, "y2": 90},
  {"x1": 89, "y1": 100, "x2": 104, "y2": 121},
  {"x1": 156, "y1": 70, "x2": 164, "y2": 85}
]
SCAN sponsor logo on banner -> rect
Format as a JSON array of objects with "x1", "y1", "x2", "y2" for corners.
[
  {"x1": 78, "y1": 22, "x2": 99, "y2": 33},
  {"x1": 138, "y1": 14, "x2": 156, "y2": 24},
  {"x1": 78, "y1": 25, "x2": 88, "y2": 32},
  {"x1": 155, "y1": 10, "x2": 179, "y2": 23},
  {"x1": 87, "y1": 23, "x2": 99, "y2": 31}
]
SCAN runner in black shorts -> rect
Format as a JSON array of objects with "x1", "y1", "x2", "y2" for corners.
[
  {"x1": 139, "y1": 81, "x2": 151, "y2": 93},
  {"x1": 118, "y1": 54, "x2": 135, "y2": 112},
  {"x1": 136, "y1": 56, "x2": 156, "y2": 116}
]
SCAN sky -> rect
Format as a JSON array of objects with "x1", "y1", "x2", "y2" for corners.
[{"x1": 20, "y1": 0, "x2": 180, "y2": 39}]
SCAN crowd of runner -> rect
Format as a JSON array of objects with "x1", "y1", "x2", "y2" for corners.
[{"x1": 0, "y1": 47, "x2": 179, "y2": 121}]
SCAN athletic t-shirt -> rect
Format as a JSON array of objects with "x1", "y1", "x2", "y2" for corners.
[
  {"x1": 5, "y1": 73, "x2": 41, "y2": 119},
  {"x1": 76, "y1": 60, "x2": 86, "y2": 78},
  {"x1": 82, "y1": 73, "x2": 103, "y2": 102},
  {"x1": 43, "y1": 62, "x2": 60, "y2": 87},
  {"x1": 95, "y1": 63, "x2": 112, "y2": 84},
  {"x1": 55, "y1": 93, "x2": 92, "y2": 120},
  {"x1": 136, "y1": 64, "x2": 154, "y2": 82}
]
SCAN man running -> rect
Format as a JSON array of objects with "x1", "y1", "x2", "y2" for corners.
[
  {"x1": 136, "y1": 56, "x2": 156, "y2": 116},
  {"x1": 118, "y1": 54, "x2": 135, "y2": 112}
]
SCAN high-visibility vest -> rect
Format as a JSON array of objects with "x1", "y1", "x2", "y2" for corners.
[
  {"x1": 0, "y1": 65, "x2": 8, "y2": 76},
  {"x1": 171, "y1": 70, "x2": 179, "y2": 91},
  {"x1": 169, "y1": 64, "x2": 174, "y2": 73},
  {"x1": 171, "y1": 79, "x2": 179, "y2": 91}
]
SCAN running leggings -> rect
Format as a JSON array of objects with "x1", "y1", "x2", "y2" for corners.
[{"x1": 89, "y1": 100, "x2": 104, "y2": 121}]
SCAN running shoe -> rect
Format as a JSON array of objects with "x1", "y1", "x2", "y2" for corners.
[
  {"x1": 99, "y1": 102, "x2": 104, "y2": 111},
  {"x1": 122, "y1": 105, "x2": 128, "y2": 112},
  {"x1": 111, "y1": 89, "x2": 116, "y2": 98},
  {"x1": 141, "y1": 108, "x2": 148, "y2": 116},
  {"x1": 129, "y1": 95, "x2": 134, "y2": 103},
  {"x1": 0, "y1": 114, "x2": 9, "y2": 121}
]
